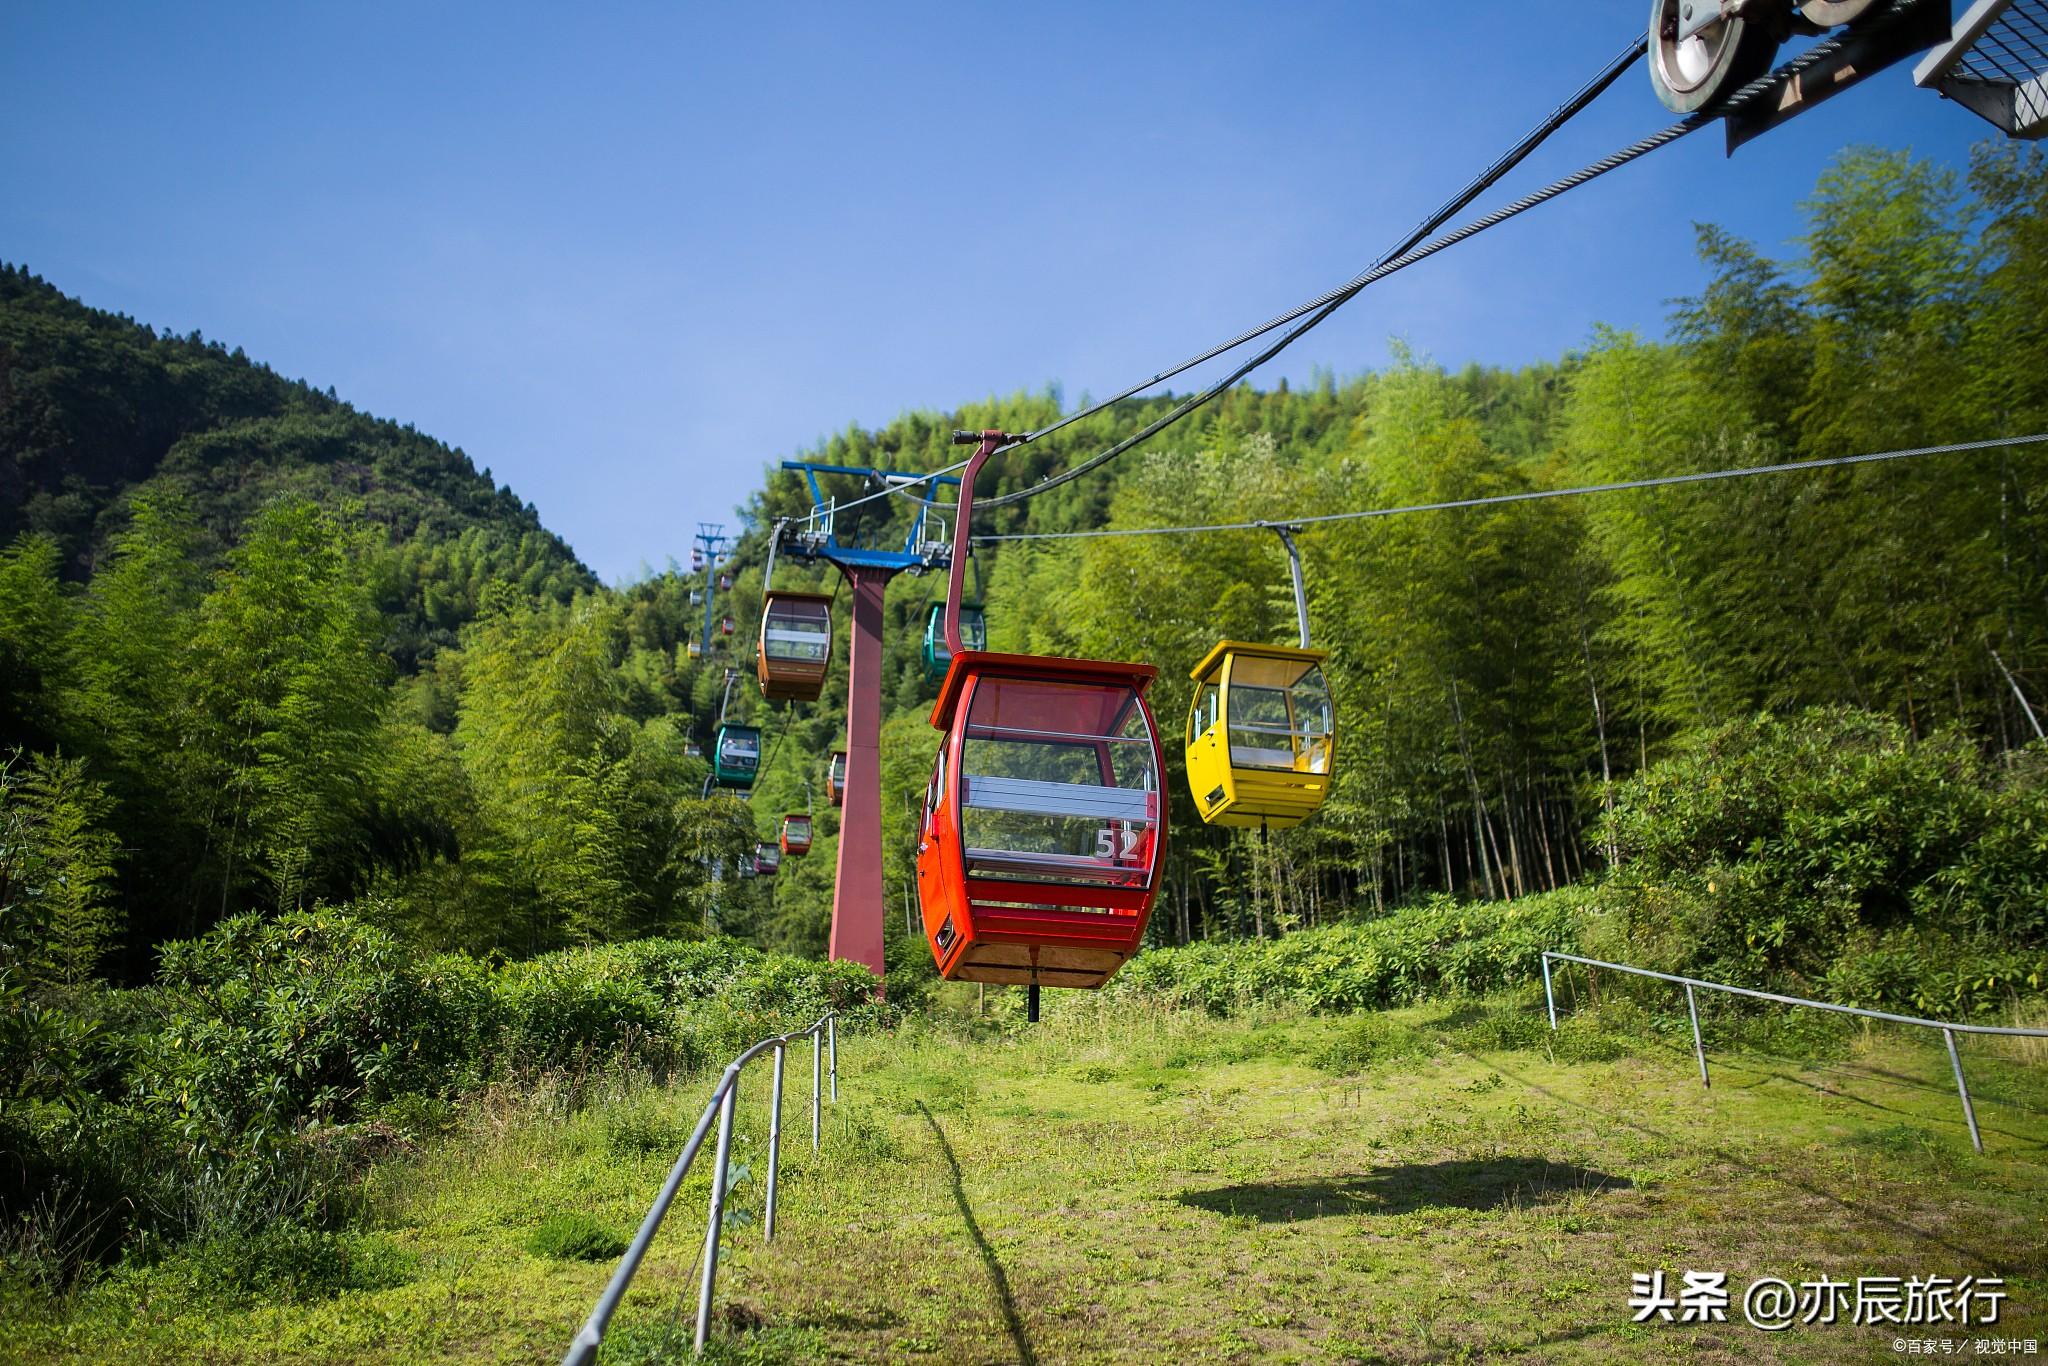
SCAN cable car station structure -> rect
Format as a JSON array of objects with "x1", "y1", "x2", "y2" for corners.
[{"x1": 769, "y1": 459, "x2": 962, "y2": 984}]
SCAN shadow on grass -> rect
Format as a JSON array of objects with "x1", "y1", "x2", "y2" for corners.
[
  {"x1": 917, "y1": 1103, "x2": 1037, "y2": 1366},
  {"x1": 1713, "y1": 1052, "x2": 2048, "y2": 1131},
  {"x1": 1456, "y1": 1047, "x2": 2004, "y2": 1267},
  {"x1": 1177, "y1": 1158, "x2": 1631, "y2": 1223}
]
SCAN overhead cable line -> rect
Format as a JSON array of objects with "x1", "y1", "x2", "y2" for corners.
[
  {"x1": 806, "y1": 33, "x2": 1652, "y2": 526},
  {"x1": 870, "y1": 33, "x2": 1651, "y2": 519},
  {"x1": 808, "y1": 3, "x2": 1923, "y2": 525},
  {"x1": 998, "y1": 37, "x2": 1653, "y2": 449},
  {"x1": 974, "y1": 13, "x2": 1909, "y2": 511},
  {"x1": 965, "y1": 433, "x2": 2048, "y2": 543}
]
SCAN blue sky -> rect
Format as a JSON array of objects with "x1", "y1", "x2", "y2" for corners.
[{"x1": 1, "y1": 2, "x2": 1997, "y2": 582}]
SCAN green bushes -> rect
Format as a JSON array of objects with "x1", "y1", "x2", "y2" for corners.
[
  {"x1": 495, "y1": 952, "x2": 672, "y2": 1074},
  {"x1": 1123, "y1": 709, "x2": 2048, "y2": 1029},
  {"x1": 0, "y1": 906, "x2": 879, "y2": 1295},
  {"x1": 1600, "y1": 709, "x2": 2048, "y2": 1011},
  {"x1": 494, "y1": 937, "x2": 876, "y2": 1075},
  {"x1": 138, "y1": 911, "x2": 495, "y2": 1140},
  {"x1": 527, "y1": 1212, "x2": 628, "y2": 1262},
  {"x1": 1117, "y1": 890, "x2": 1584, "y2": 1015}
]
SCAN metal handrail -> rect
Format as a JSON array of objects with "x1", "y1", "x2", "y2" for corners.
[
  {"x1": 1541, "y1": 951, "x2": 2048, "y2": 1155},
  {"x1": 560, "y1": 1011, "x2": 839, "y2": 1365}
]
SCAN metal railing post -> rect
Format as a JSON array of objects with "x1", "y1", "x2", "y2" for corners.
[
  {"x1": 693, "y1": 1079, "x2": 739, "y2": 1352},
  {"x1": 1542, "y1": 953, "x2": 1557, "y2": 1030},
  {"x1": 559, "y1": 1089, "x2": 725, "y2": 1366},
  {"x1": 1942, "y1": 1028, "x2": 1984, "y2": 1155},
  {"x1": 828, "y1": 1015, "x2": 839, "y2": 1102},
  {"x1": 765, "y1": 1043, "x2": 786, "y2": 1242},
  {"x1": 1685, "y1": 983, "x2": 1709, "y2": 1089},
  {"x1": 557, "y1": 1011, "x2": 839, "y2": 1366},
  {"x1": 1540, "y1": 952, "x2": 2046, "y2": 1154}
]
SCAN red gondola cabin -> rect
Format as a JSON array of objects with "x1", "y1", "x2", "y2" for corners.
[
  {"x1": 915, "y1": 651, "x2": 1165, "y2": 991},
  {"x1": 753, "y1": 842, "x2": 781, "y2": 876},
  {"x1": 828, "y1": 751, "x2": 846, "y2": 808},
  {"x1": 780, "y1": 813, "x2": 812, "y2": 856}
]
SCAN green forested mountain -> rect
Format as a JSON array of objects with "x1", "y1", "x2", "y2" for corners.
[
  {"x1": 4, "y1": 142, "x2": 2048, "y2": 995},
  {"x1": 0, "y1": 263, "x2": 594, "y2": 668}
]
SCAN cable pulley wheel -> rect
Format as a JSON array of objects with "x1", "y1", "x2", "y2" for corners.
[
  {"x1": 1648, "y1": 0, "x2": 1782, "y2": 112},
  {"x1": 1798, "y1": 0, "x2": 1891, "y2": 25}
]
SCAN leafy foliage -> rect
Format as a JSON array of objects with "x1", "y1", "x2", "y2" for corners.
[
  {"x1": 526, "y1": 1212, "x2": 627, "y2": 1262},
  {"x1": 1, "y1": 750, "x2": 121, "y2": 988},
  {"x1": 0, "y1": 905, "x2": 877, "y2": 1290},
  {"x1": 1115, "y1": 891, "x2": 1584, "y2": 1015},
  {"x1": 137, "y1": 911, "x2": 494, "y2": 1143},
  {"x1": 1599, "y1": 707, "x2": 2048, "y2": 1010}
]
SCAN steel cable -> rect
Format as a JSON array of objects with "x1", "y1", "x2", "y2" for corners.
[
  {"x1": 963, "y1": 432, "x2": 2048, "y2": 543},
  {"x1": 819, "y1": 32, "x2": 1656, "y2": 523},
  {"x1": 803, "y1": 3, "x2": 1925, "y2": 526},
  {"x1": 1013, "y1": 34, "x2": 1656, "y2": 450},
  {"x1": 974, "y1": 10, "x2": 1909, "y2": 511}
]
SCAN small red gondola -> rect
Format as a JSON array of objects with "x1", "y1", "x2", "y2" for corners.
[
  {"x1": 915, "y1": 430, "x2": 1166, "y2": 1006},
  {"x1": 753, "y1": 841, "x2": 781, "y2": 876},
  {"x1": 828, "y1": 751, "x2": 846, "y2": 808},
  {"x1": 780, "y1": 813, "x2": 813, "y2": 856}
]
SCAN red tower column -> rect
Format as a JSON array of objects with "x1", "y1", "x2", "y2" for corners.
[{"x1": 828, "y1": 563, "x2": 892, "y2": 985}]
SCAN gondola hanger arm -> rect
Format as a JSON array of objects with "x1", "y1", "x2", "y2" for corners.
[
  {"x1": 761, "y1": 517, "x2": 787, "y2": 593},
  {"x1": 1257, "y1": 521, "x2": 1311, "y2": 650},
  {"x1": 944, "y1": 430, "x2": 1022, "y2": 657}
]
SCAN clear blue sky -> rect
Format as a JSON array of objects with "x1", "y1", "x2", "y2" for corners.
[{"x1": 1, "y1": 2, "x2": 1997, "y2": 582}]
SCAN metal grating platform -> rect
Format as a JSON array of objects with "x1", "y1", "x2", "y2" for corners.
[{"x1": 1916, "y1": 0, "x2": 2048, "y2": 138}]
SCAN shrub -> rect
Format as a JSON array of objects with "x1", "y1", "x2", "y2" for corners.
[
  {"x1": 1821, "y1": 928, "x2": 2046, "y2": 1020},
  {"x1": 1, "y1": 910, "x2": 884, "y2": 1293},
  {"x1": 135, "y1": 910, "x2": 495, "y2": 1141},
  {"x1": 0, "y1": 1097, "x2": 181, "y2": 1280},
  {"x1": 1116, "y1": 890, "x2": 1584, "y2": 1016},
  {"x1": 1599, "y1": 709, "x2": 2048, "y2": 996},
  {"x1": 494, "y1": 937, "x2": 880, "y2": 1077},
  {"x1": 527, "y1": 1212, "x2": 627, "y2": 1261},
  {"x1": 493, "y1": 951, "x2": 673, "y2": 1074},
  {"x1": 0, "y1": 971, "x2": 104, "y2": 1106}
]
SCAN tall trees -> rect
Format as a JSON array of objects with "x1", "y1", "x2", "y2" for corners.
[
  {"x1": 0, "y1": 752, "x2": 121, "y2": 987},
  {"x1": 186, "y1": 501, "x2": 390, "y2": 915},
  {"x1": 0, "y1": 535, "x2": 70, "y2": 753},
  {"x1": 7, "y1": 142, "x2": 2048, "y2": 968},
  {"x1": 453, "y1": 595, "x2": 715, "y2": 948}
]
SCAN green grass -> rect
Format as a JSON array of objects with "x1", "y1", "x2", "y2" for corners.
[{"x1": 5, "y1": 990, "x2": 2046, "y2": 1363}]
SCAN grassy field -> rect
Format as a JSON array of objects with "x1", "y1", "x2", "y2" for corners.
[{"x1": 5, "y1": 988, "x2": 2045, "y2": 1364}]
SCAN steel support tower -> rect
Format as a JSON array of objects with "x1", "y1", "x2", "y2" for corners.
[{"x1": 775, "y1": 462, "x2": 960, "y2": 986}]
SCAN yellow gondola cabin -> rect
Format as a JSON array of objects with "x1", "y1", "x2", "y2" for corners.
[{"x1": 1183, "y1": 641, "x2": 1334, "y2": 830}]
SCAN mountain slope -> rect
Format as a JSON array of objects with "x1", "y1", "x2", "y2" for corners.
[{"x1": 0, "y1": 263, "x2": 593, "y2": 661}]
